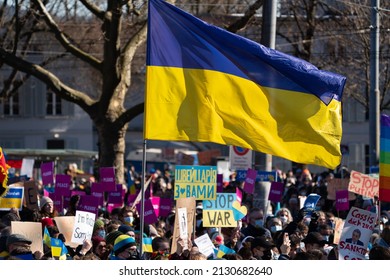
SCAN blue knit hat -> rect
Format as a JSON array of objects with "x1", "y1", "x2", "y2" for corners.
[{"x1": 113, "y1": 235, "x2": 136, "y2": 254}]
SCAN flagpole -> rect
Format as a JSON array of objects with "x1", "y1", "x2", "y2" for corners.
[{"x1": 140, "y1": 139, "x2": 147, "y2": 256}]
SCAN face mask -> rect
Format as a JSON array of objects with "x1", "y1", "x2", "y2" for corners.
[
  {"x1": 270, "y1": 225, "x2": 282, "y2": 233},
  {"x1": 124, "y1": 216, "x2": 134, "y2": 224},
  {"x1": 254, "y1": 219, "x2": 264, "y2": 228},
  {"x1": 279, "y1": 216, "x2": 288, "y2": 224},
  {"x1": 97, "y1": 229, "x2": 106, "y2": 239},
  {"x1": 271, "y1": 250, "x2": 280, "y2": 260}
]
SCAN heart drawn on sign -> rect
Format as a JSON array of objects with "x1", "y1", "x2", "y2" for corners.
[{"x1": 232, "y1": 201, "x2": 247, "y2": 221}]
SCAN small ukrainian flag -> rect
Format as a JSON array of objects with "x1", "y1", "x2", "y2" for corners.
[
  {"x1": 142, "y1": 237, "x2": 153, "y2": 253},
  {"x1": 216, "y1": 245, "x2": 235, "y2": 259},
  {"x1": 43, "y1": 226, "x2": 51, "y2": 248},
  {"x1": 51, "y1": 237, "x2": 68, "y2": 259}
]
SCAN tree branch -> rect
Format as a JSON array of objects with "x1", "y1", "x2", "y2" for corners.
[
  {"x1": 32, "y1": 0, "x2": 102, "y2": 71},
  {"x1": 0, "y1": 48, "x2": 96, "y2": 112},
  {"x1": 79, "y1": 0, "x2": 105, "y2": 20},
  {"x1": 114, "y1": 102, "x2": 144, "y2": 130},
  {"x1": 226, "y1": 0, "x2": 264, "y2": 33}
]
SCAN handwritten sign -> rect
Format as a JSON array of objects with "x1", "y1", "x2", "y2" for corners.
[
  {"x1": 71, "y1": 210, "x2": 96, "y2": 245},
  {"x1": 327, "y1": 178, "x2": 355, "y2": 200},
  {"x1": 338, "y1": 207, "x2": 377, "y2": 260},
  {"x1": 11, "y1": 221, "x2": 43, "y2": 254},
  {"x1": 348, "y1": 170, "x2": 379, "y2": 199},
  {"x1": 203, "y1": 193, "x2": 236, "y2": 227},
  {"x1": 174, "y1": 165, "x2": 217, "y2": 200},
  {"x1": 23, "y1": 180, "x2": 39, "y2": 211}
]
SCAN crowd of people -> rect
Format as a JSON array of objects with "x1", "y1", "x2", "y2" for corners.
[{"x1": 1, "y1": 164, "x2": 390, "y2": 260}]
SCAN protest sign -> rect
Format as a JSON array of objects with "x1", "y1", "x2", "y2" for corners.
[
  {"x1": 41, "y1": 162, "x2": 54, "y2": 186},
  {"x1": 338, "y1": 207, "x2": 377, "y2": 260},
  {"x1": 54, "y1": 216, "x2": 78, "y2": 248},
  {"x1": 348, "y1": 170, "x2": 379, "y2": 199},
  {"x1": 178, "y1": 207, "x2": 189, "y2": 250},
  {"x1": 333, "y1": 217, "x2": 345, "y2": 245},
  {"x1": 194, "y1": 233, "x2": 215, "y2": 258},
  {"x1": 11, "y1": 221, "x2": 43, "y2": 253},
  {"x1": 78, "y1": 195, "x2": 100, "y2": 216},
  {"x1": 203, "y1": 193, "x2": 237, "y2": 227},
  {"x1": 71, "y1": 210, "x2": 96, "y2": 245},
  {"x1": 171, "y1": 197, "x2": 196, "y2": 254},
  {"x1": 136, "y1": 199, "x2": 158, "y2": 225},
  {"x1": 174, "y1": 165, "x2": 217, "y2": 200},
  {"x1": 0, "y1": 186, "x2": 24, "y2": 210},
  {"x1": 335, "y1": 190, "x2": 349, "y2": 211},
  {"x1": 243, "y1": 168, "x2": 257, "y2": 194},
  {"x1": 107, "y1": 184, "x2": 125, "y2": 204},
  {"x1": 99, "y1": 167, "x2": 116, "y2": 192},
  {"x1": 303, "y1": 193, "x2": 321, "y2": 215},
  {"x1": 55, "y1": 174, "x2": 72, "y2": 196},
  {"x1": 23, "y1": 180, "x2": 39, "y2": 211},
  {"x1": 327, "y1": 177, "x2": 355, "y2": 200},
  {"x1": 20, "y1": 158, "x2": 34, "y2": 178},
  {"x1": 268, "y1": 182, "x2": 284, "y2": 203}
]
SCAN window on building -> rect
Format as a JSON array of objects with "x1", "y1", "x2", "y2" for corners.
[
  {"x1": 3, "y1": 93, "x2": 20, "y2": 116},
  {"x1": 46, "y1": 89, "x2": 62, "y2": 115}
]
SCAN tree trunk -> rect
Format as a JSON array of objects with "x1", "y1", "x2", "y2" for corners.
[{"x1": 96, "y1": 118, "x2": 128, "y2": 185}]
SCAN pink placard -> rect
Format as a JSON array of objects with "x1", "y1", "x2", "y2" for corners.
[
  {"x1": 41, "y1": 162, "x2": 54, "y2": 185},
  {"x1": 243, "y1": 168, "x2": 257, "y2": 194},
  {"x1": 336, "y1": 190, "x2": 349, "y2": 211},
  {"x1": 217, "y1": 174, "x2": 224, "y2": 193},
  {"x1": 236, "y1": 187, "x2": 243, "y2": 204},
  {"x1": 54, "y1": 174, "x2": 72, "y2": 196},
  {"x1": 78, "y1": 195, "x2": 100, "y2": 216},
  {"x1": 136, "y1": 199, "x2": 158, "y2": 225},
  {"x1": 268, "y1": 182, "x2": 284, "y2": 202},
  {"x1": 107, "y1": 184, "x2": 125, "y2": 204},
  {"x1": 99, "y1": 167, "x2": 116, "y2": 192},
  {"x1": 49, "y1": 192, "x2": 63, "y2": 213},
  {"x1": 159, "y1": 198, "x2": 173, "y2": 217}
]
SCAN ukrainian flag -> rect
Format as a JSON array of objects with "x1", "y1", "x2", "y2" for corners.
[
  {"x1": 145, "y1": 0, "x2": 346, "y2": 169},
  {"x1": 43, "y1": 226, "x2": 51, "y2": 248},
  {"x1": 380, "y1": 114, "x2": 390, "y2": 202},
  {"x1": 51, "y1": 237, "x2": 68, "y2": 259},
  {"x1": 142, "y1": 237, "x2": 153, "y2": 253},
  {"x1": 216, "y1": 245, "x2": 235, "y2": 259}
]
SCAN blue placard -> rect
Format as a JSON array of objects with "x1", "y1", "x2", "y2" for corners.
[{"x1": 236, "y1": 170, "x2": 277, "y2": 182}]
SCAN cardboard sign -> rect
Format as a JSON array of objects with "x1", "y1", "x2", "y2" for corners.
[
  {"x1": 41, "y1": 162, "x2": 54, "y2": 186},
  {"x1": 333, "y1": 217, "x2": 345, "y2": 245},
  {"x1": 174, "y1": 165, "x2": 217, "y2": 200},
  {"x1": 54, "y1": 216, "x2": 78, "y2": 248},
  {"x1": 0, "y1": 186, "x2": 24, "y2": 210},
  {"x1": 23, "y1": 180, "x2": 39, "y2": 211},
  {"x1": 99, "y1": 167, "x2": 116, "y2": 192},
  {"x1": 11, "y1": 221, "x2": 43, "y2": 253},
  {"x1": 348, "y1": 170, "x2": 379, "y2": 199},
  {"x1": 327, "y1": 178, "x2": 355, "y2": 200},
  {"x1": 71, "y1": 210, "x2": 96, "y2": 245},
  {"x1": 338, "y1": 207, "x2": 377, "y2": 260},
  {"x1": 203, "y1": 193, "x2": 237, "y2": 227},
  {"x1": 171, "y1": 197, "x2": 196, "y2": 254}
]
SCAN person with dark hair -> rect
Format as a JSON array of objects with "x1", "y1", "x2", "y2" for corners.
[{"x1": 369, "y1": 245, "x2": 390, "y2": 260}]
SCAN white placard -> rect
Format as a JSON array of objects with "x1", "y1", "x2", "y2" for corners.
[
  {"x1": 177, "y1": 207, "x2": 188, "y2": 250},
  {"x1": 71, "y1": 210, "x2": 96, "y2": 245},
  {"x1": 21, "y1": 158, "x2": 35, "y2": 178},
  {"x1": 194, "y1": 233, "x2": 215, "y2": 257}
]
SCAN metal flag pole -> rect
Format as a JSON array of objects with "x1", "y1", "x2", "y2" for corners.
[{"x1": 139, "y1": 139, "x2": 147, "y2": 256}]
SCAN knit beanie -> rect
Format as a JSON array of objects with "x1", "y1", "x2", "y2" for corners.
[
  {"x1": 105, "y1": 231, "x2": 122, "y2": 246},
  {"x1": 113, "y1": 235, "x2": 136, "y2": 255},
  {"x1": 39, "y1": 196, "x2": 53, "y2": 210},
  {"x1": 93, "y1": 219, "x2": 105, "y2": 232},
  {"x1": 118, "y1": 224, "x2": 134, "y2": 234}
]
